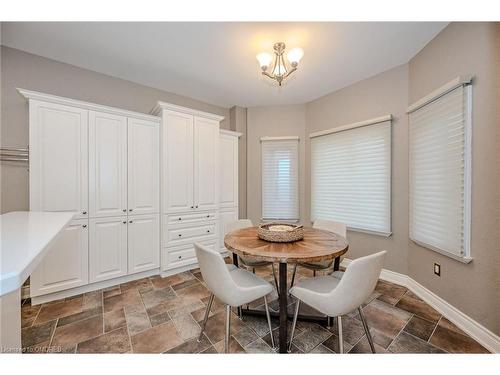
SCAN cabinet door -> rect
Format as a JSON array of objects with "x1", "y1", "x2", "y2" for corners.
[
  {"x1": 29, "y1": 100, "x2": 88, "y2": 219},
  {"x1": 128, "y1": 118, "x2": 159, "y2": 215},
  {"x1": 219, "y1": 133, "x2": 239, "y2": 209},
  {"x1": 164, "y1": 111, "x2": 194, "y2": 213},
  {"x1": 219, "y1": 209, "x2": 238, "y2": 251},
  {"x1": 128, "y1": 214, "x2": 160, "y2": 274},
  {"x1": 89, "y1": 217, "x2": 128, "y2": 283},
  {"x1": 89, "y1": 111, "x2": 127, "y2": 218},
  {"x1": 193, "y1": 117, "x2": 219, "y2": 211},
  {"x1": 30, "y1": 219, "x2": 89, "y2": 296}
]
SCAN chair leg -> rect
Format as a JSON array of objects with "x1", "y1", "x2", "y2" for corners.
[
  {"x1": 358, "y1": 306, "x2": 376, "y2": 353},
  {"x1": 198, "y1": 293, "x2": 214, "y2": 342},
  {"x1": 289, "y1": 264, "x2": 298, "y2": 294},
  {"x1": 263, "y1": 295, "x2": 275, "y2": 349},
  {"x1": 225, "y1": 304, "x2": 231, "y2": 353},
  {"x1": 288, "y1": 300, "x2": 300, "y2": 352},
  {"x1": 313, "y1": 270, "x2": 316, "y2": 277},
  {"x1": 271, "y1": 263, "x2": 280, "y2": 297},
  {"x1": 327, "y1": 316, "x2": 332, "y2": 329},
  {"x1": 337, "y1": 315, "x2": 343, "y2": 354}
]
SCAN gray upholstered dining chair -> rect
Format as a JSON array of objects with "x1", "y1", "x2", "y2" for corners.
[
  {"x1": 288, "y1": 250, "x2": 386, "y2": 353},
  {"x1": 226, "y1": 219, "x2": 279, "y2": 294},
  {"x1": 194, "y1": 242, "x2": 275, "y2": 353},
  {"x1": 289, "y1": 219, "x2": 347, "y2": 289}
]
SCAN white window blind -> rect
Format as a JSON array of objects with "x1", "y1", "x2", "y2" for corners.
[
  {"x1": 409, "y1": 84, "x2": 471, "y2": 260},
  {"x1": 311, "y1": 119, "x2": 391, "y2": 235},
  {"x1": 261, "y1": 138, "x2": 299, "y2": 221}
]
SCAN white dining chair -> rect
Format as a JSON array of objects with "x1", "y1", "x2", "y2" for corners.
[
  {"x1": 289, "y1": 219, "x2": 347, "y2": 289},
  {"x1": 288, "y1": 250, "x2": 386, "y2": 353},
  {"x1": 226, "y1": 219, "x2": 279, "y2": 301},
  {"x1": 194, "y1": 242, "x2": 276, "y2": 353}
]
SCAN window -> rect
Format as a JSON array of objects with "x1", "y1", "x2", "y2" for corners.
[
  {"x1": 409, "y1": 78, "x2": 472, "y2": 261},
  {"x1": 310, "y1": 116, "x2": 392, "y2": 235},
  {"x1": 261, "y1": 137, "x2": 299, "y2": 221}
]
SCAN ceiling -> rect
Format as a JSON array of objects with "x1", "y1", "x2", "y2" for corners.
[{"x1": 1, "y1": 22, "x2": 447, "y2": 108}]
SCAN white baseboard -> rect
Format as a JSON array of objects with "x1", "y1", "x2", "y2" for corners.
[{"x1": 341, "y1": 258, "x2": 499, "y2": 353}]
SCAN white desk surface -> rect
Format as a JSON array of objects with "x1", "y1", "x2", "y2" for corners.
[{"x1": 0, "y1": 211, "x2": 74, "y2": 296}]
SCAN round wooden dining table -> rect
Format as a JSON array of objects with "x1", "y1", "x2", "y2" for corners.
[{"x1": 224, "y1": 226, "x2": 349, "y2": 353}]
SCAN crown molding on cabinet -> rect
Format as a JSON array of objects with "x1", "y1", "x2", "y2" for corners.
[
  {"x1": 151, "y1": 101, "x2": 225, "y2": 122},
  {"x1": 220, "y1": 129, "x2": 242, "y2": 138},
  {"x1": 17, "y1": 88, "x2": 161, "y2": 123}
]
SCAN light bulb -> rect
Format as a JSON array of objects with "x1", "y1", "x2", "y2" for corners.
[
  {"x1": 287, "y1": 47, "x2": 304, "y2": 65},
  {"x1": 272, "y1": 61, "x2": 287, "y2": 77},
  {"x1": 256, "y1": 52, "x2": 272, "y2": 70}
]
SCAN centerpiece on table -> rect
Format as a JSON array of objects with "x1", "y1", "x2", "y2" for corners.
[{"x1": 257, "y1": 223, "x2": 304, "y2": 242}]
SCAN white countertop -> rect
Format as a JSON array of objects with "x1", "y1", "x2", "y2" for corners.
[{"x1": 0, "y1": 211, "x2": 74, "y2": 296}]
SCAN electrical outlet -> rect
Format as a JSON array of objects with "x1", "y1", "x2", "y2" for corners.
[{"x1": 434, "y1": 263, "x2": 441, "y2": 276}]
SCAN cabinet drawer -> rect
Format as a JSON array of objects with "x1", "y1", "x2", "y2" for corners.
[
  {"x1": 166, "y1": 223, "x2": 216, "y2": 245},
  {"x1": 166, "y1": 211, "x2": 217, "y2": 225},
  {"x1": 163, "y1": 241, "x2": 216, "y2": 270}
]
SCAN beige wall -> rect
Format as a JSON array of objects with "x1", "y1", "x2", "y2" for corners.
[
  {"x1": 246, "y1": 105, "x2": 307, "y2": 225},
  {"x1": 230, "y1": 106, "x2": 248, "y2": 219},
  {"x1": 408, "y1": 22, "x2": 500, "y2": 334},
  {"x1": 305, "y1": 64, "x2": 409, "y2": 275},
  {"x1": 0, "y1": 46, "x2": 230, "y2": 213}
]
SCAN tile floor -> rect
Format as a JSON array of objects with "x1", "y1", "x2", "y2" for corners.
[{"x1": 20, "y1": 261, "x2": 489, "y2": 354}]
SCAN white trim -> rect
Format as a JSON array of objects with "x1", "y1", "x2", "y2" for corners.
[
  {"x1": 410, "y1": 239, "x2": 473, "y2": 264},
  {"x1": 30, "y1": 268, "x2": 159, "y2": 305},
  {"x1": 151, "y1": 101, "x2": 225, "y2": 122},
  {"x1": 463, "y1": 84, "x2": 473, "y2": 259},
  {"x1": 260, "y1": 136, "x2": 300, "y2": 142},
  {"x1": 309, "y1": 115, "x2": 392, "y2": 138},
  {"x1": 17, "y1": 88, "x2": 161, "y2": 123},
  {"x1": 341, "y1": 258, "x2": 499, "y2": 353},
  {"x1": 220, "y1": 129, "x2": 242, "y2": 138},
  {"x1": 348, "y1": 226, "x2": 392, "y2": 238},
  {"x1": 407, "y1": 75, "x2": 473, "y2": 113}
]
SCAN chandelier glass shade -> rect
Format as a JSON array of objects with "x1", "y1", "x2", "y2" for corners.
[{"x1": 256, "y1": 42, "x2": 303, "y2": 86}]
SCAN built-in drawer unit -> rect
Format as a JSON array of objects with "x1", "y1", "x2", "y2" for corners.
[
  {"x1": 166, "y1": 211, "x2": 217, "y2": 226},
  {"x1": 162, "y1": 240, "x2": 217, "y2": 270},
  {"x1": 166, "y1": 223, "x2": 217, "y2": 246}
]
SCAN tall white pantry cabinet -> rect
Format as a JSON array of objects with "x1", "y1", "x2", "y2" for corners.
[{"x1": 20, "y1": 89, "x2": 160, "y2": 303}]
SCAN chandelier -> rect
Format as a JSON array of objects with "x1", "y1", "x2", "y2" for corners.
[{"x1": 256, "y1": 42, "x2": 304, "y2": 86}]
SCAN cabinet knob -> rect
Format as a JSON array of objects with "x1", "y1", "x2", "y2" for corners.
[
  {"x1": 123, "y1": 221, "x2": 127, "y2": 224},
  {"x1": 178, "y1": 217, "x2": 182, "y2": 221},
  {"x1": 195, "y1": 205, "x2": 199, "y2": 209},
  {"x1": 82, "y1": 224, "x2": 87, "y2": 228},
  {"x1": 207, "y1": 230, "x2": 210, "y2": 233},
  {"x1": 82, "y1": 211, "x2": 87, "y2": 215},
  {"x1": 129, "y1": 209, "x2": 133, "y2": 212},
  {"x1": 191, "y1": 206, "x2": 194, "y2": 209},
  {"x1": 178, "y1": 255, "x2": 182, "y2": 259},
  {"x1": 129, "y1": 220, "x2": 133, "y2": 223},
  {"x1": 178, "y1": 234, "x2": 182, "y2": 237},
  {"x1": 122, "y1": 209, "x2": 127, "y2": 212},
  {"x1": 206, "y1": 215, "x2": 210, "y2": 218}
]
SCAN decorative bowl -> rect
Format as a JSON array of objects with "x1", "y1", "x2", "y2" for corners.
[{"x1": 257, "y1": 223, "x2": 304, "y2": 243}]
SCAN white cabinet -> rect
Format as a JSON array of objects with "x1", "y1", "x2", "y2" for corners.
[
  {"x1": 128, "y1": 214, "x2": 160, "y2": 274},
  {"x1": 29, "y1": 100, "x2": 88, "y2": 220},
  {"x1": 219, "y1": 131, "x2": 239, "y2": 208},
  {"x1": 89, "y1": 217, "x2": 128, "y2": 283},
  {"x1": 128, "y1": 118, "x2": 160, "y2": 215},
  {"x1": 30, "y1": 219, "x2": 89, "y2": 296},
  {"x1": 219, "y1": 209, "x2": 238, "y2": 250},
  {"x1": 194, "y1": 117, "x2": 219, "y2": 211},
  {"x1": 163, "y1": 111, "x2": 194, "y2": 213},
  {"x1": 89, "y1": 111, "x2": 128, "y2": 218}
]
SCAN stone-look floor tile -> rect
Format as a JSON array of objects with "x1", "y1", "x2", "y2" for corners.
[
  {"x1": 34, "y1": 299, "x2": 83, "y2": 324},
  {"x1": 126, "y1": 308, "x2": 151, "y2": 335},
  {"x1": 349, "y1": 336, "x2": 388, "y2": 354},
  {"x1": 201, "y1": 295, "x2": 226, "y2": 314},
  {"x1": 367, "y1": 299, "x2": 412, "y2": 322},
  {"x1": 375, "y1": 280, "x2": 408, "y2": 300},
  {"x1": 389, "y1": 331, "x2": 444, "y2": 353},
  {"x1": 191, "y1": 305, "x2": 214, "y2": 322},
  {"x1": 377, "y1": 294, "x2": 400, "y2": 306},
  {"x1": 22, "y1": 320, "x2": 57, "y2": 348},
  {"x1": 310, "y1": 344, "x2": 334, "y2": 353},
  {"x1": 241, "y1": 315, "x2": 278, "y2": 337},
  {"x1": 244, "y1": 338, "x2": 274, "y2": 353},
  {"x1": 171, "y1": 279, "x2": 199, "y2": 291},
  {"x1": 171, "y1": 313, "x2": 201, "y2": 341},
  {"x1": 396, "y1": 295, "x2": 441, "y2": 323},
  {"x1": 104, "y1": 308, "x2": 127, "y2": 332},
  {"x1": 437, "y1": 317, "x2": 467, "y2": 336},
  {"x1": 291, "y1": 324, "x2": 332, "y2": 353},
  {"x1": 76, "y1": 327, "x2": 131, "y2": 353},
  {"x1": 360, "y1": 303, "x2": 408, "y2": 339},
  {"x1": 403, "y1": 315, "x2": 436, "y2": 341},
  {"x1": 168, "y1": 301, "x2": 205, "y2": 319},
  {"x1": 429, "y1": 325, "x2": 488, "y2": 353},
  {"x1": 200, "y1": 346, "x2": 218, "y2": 354},
  {"x1": 150, "y1": 312, "x2": 171, "y2": 327},
  {"x1": 203, "y1": 311, "x2": 246, "y2": 343},
  {"x1": 214, "y1": 337, "x2": 245, "y2": 353},
  {"x1": 150, "y1": 274, "x2": 185, "y2": 289},
  {"x1": 103, "y1": 286, "x2": 121, "y2": 298},
  {"x1": 83, "y1": 292, "x2": 103, "y2": 310},
  {"x1": 327, "y1": 316, "x2": 365, "y2": 345},
  {"x1": 47, "y1": 344, "x2": 77, "y2": 354},
  {"x1": 369, "y1": 328, "x2": 393, "y2": 349},
  {"x1": 176, "y1": 283, "x2": 210, "y2": 300},
  {"x1": 103, "y1": 289, "x2": 142, "y2": 313},
  {"x1": 235, "y1": 327, "x2": 261, "y2": 347},
  {"x1": 263, "y1": 321, "x2": 305, "y2": 349},
  {"x1": 321, "y1": 333, "x2": 353, "y2": 354},
  {"x1": 165, "y1": 334, "x2": 211, "y2": 354},
  {"x1": 404, "y1": 290, "x2": 422, "y2": 301},
  {"x1": 51, "y1": 315, "x2": 103, "y2": 348},
  {"x1": 120, "y1": 278, "x2": 153, "y2": 293},
  {"x1": 146, "y1": 295, "x2": 199, "y2": 316},
  {"x1": 141, "y1": 287, "x2": 176, "y2": 310},
  {"x1": 131, "y1": 321, "x2": 183, "y2": 353},
  {"x1": 57, "y1": 307, "x2": 102, "y2": 327},
  {"x1": 21, "y1": 304, "x2": 41, "y2": 327}
]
